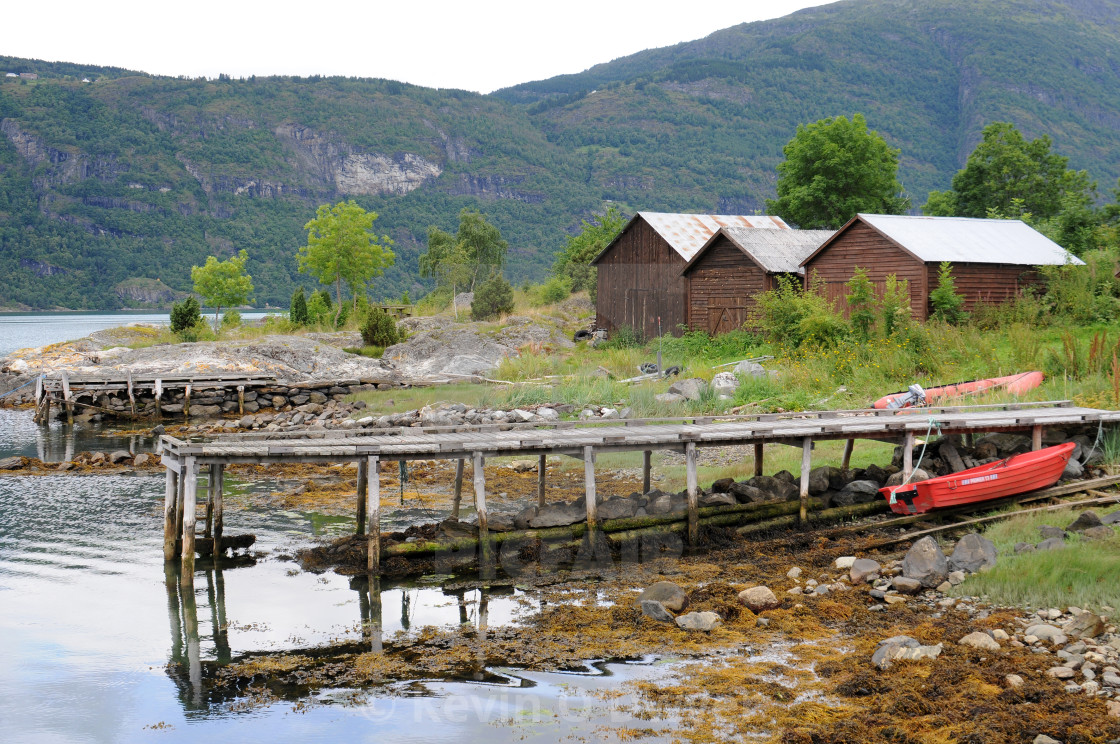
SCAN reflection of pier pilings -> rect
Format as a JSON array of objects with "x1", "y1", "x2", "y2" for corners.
[
  {"x1": 354, "y1": 577, "x2": 384, "y2": 652},
  {"x1": 165, "y1": 561, "x2": 230, "y2": 711}
]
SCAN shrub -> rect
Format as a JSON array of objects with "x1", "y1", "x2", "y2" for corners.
[
  {"x1": 605, "y1": 324, "x2": 643, "y2": 349},
  {"x1": 170, "y1": 296, "x2": 202, "y2": 334},
  {"x1": 799, "y1": 311, "x2": 850, "y2": 347},
  {"x1": 880, "y1": 274, "x2": 912, "y2": 337},
  {"x1": 535, "y1": 275, "x2": 572, "y2": 305},
  {"x1": 289, "y1": 288, "x2": 309, "y2": 325},
  {"x1": 361, "y1": 307, "x2": 402, "y2": 347},
  {"x1": 306, "y1": 290, "x2": 332, "y2": 325},
  {"x1": 929, "y1": 261, "x2": 966, "y2": 324},
  {"x1": 471, "y1": 274, "x2": 515, "y2": 321},
  {"x1": 844, "y1": 267, "x2": 877, "y2": 341},
  {"x1": 751, "y1": 274, "x2": 846, "y2": 348},
  {"x1": 1042, "y1": 249, "x2": 1120, "y2": 323},
  {"x1": 221, "y1": 309, "x2": 241, "y2": 329}
]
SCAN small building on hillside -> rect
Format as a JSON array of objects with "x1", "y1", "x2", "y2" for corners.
[
  {"x1": 681, "y1": 226, "x2": 833, "y2": 334},
  {"x1": 800, "y1": 214, "x2": 1083, "y2": 321},
  {"x1": 592, "y1": 211, "x2": 789, "y2": 337}
]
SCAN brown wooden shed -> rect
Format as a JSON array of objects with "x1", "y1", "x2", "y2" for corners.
[
  {"x1": 681, "y1": 226, "x2": 834, "y2": 334},
  {"x1": 591, "y1": 211, "x2": 789, "y2": 337},
  {"x1": 800, "y1": 214, "x2": 1084, "y2": 320}
]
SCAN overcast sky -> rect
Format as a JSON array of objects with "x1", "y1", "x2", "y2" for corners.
[{"x1": 2, "y1": 0, "x2": 826, "y2": 93}]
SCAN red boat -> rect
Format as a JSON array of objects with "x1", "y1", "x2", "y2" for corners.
[
  {"x1": 879, "y1": 442, "x2": 1076, "y2": 515},
  {"x1": 872, "y1": 371, "x2": 1044, "y2": 410}
]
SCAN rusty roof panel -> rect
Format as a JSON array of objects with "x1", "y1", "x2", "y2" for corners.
[{"x1": 639, "y1": 211, "x2": 789, "y2": 261}]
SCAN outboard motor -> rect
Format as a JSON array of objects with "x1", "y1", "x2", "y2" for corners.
[{"x1": 887, "y1": 383, "x2": 927, "y2": 409}]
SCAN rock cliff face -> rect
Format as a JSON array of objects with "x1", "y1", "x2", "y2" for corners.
[
  {"x1": 1, "y1": 119, "x2": 126, "y2": 187},
  {"x1": 275, "y1": 124, "x2": 441, "y2": 196},
  {"x1": 113, "y1": 279, "x2": 184, "y2": 306}
]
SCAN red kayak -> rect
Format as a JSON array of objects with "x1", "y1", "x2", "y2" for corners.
[
  {"x1": 872, "y1": 371, "x2": 1044, "y2": 410},
  {"x1": 879, "y1": 442, "x2": 1075, "y2": 515}
]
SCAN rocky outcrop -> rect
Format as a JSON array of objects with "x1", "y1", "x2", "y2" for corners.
[
  {"x1": 1, "y1": 119, "x2": 125, "y2": 187},
  {"x1": 113, "y1": 279, "x2": 185, "y2": 306}
]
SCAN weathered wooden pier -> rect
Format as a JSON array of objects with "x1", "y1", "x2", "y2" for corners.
[{"x1": 158, "y1": 400, "x2": 1120, "y2": 585}]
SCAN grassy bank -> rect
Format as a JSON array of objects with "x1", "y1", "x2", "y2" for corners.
[{"x1": 951, "y1": 503, "x2": 1120, "y2": 610}]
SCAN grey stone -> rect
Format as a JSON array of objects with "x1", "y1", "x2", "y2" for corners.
[
  {"x1": 108, "y1": 450, "x2": 131, "y2": 464},
  {"x1": 1037, "y1": 537, "x2": 1066, "y2": 551},
  {"x1": 640, "y1": 600, "x2": 674, "y2": 623},
  {"x1": 959, "y1": 631, "x2": 1001, "y2": 651},
  {"x1": 133, "y1": 453, "x2": 150, "y2": 467},
  {"x1": 1102, "y1": 672, "x2": 1120, "y2": 687},
  {"x1": 710, "y1": 478, "x2": 734, "y2": 493},
  {"x1": 0, "y1": 456, "x2": 24, "y2": 470},
  {"x1": 667, "y1": 378, "x2": 707, "y2": 401},
  {"x1": 948, "y1": 533, "x2": 998, "y2": 574},
  {"x1": 891, "y1": 577, "x2": 923, "y2": 595},
  {"x1": 1014, "y1": 542, "x2": 1036, "y2": 554},
  {"x1": 734, "y1": 360, "x2": 767, "y2": 378},
  {"x1": 598, "y1": 498, "x2": 638, "y2": 520},
  {"x1": 1067, "y1": 612, "x2": 1106, "y2": 639},
  {"x1": 512, "y1": 505, "x2": 538, "y2": 530},
  {"x1": 728, "y1": 482, "x2": 767, "y2": 504},
  {"x1": 974, "y1": 433, "x2": 1031, "y2": 456},
  {"x1": 1047, "y1": 666, "x2": 1075, "y2": 679},
  {"x1": 1062, "y1": 458, "x2": 1084, "y2": 479},
  {"x1": 1102, "y1": 511, "x2": 1120, "y2": 525},
  {"x1": 1081, "y1": 525, "x2": 1117, "y2": 540},
  {"x1": 529, "y1": 502, "x2": 583, "y2": 528},
  {"x1": 654, "y1": 392, "x2": 685, "y2": 405},
  {"x1": 1066, "y1": 511, "x2": 1103, "y2": 532},
  {"x1": 308, "y1": 391, "x2": 328, "y2": 404},
  {"x1": 675, "y1": 611, "x2": 722, "y2": 631},
  {"x1": 698, "y1": 492, "x2": 737, "y2": 507},
  {"x1": 947, "y1": 570, "x2": 966, "y2": 585},
  {"x1": 709, "y1": 371, "x2": 739, "y2": 397},
  {"x1": 872, "y1": 636, "x2": 941, "y2": 670},
  {"x1": 886, "y1": 468, "x2": 930, "y2": 487},
  {"x1": 902, "y1": 536, "x2": 950, "y2": 588},
  {"x1": 1038, "y1": 525, "x2": 1067, "y2": 540},
  {"x1": 637, "y1": 582, "x2": 689, "y2": 613},
  {"x1": 808, "y1": 466, "x2": 832, "y2": 495},
  {"x1": 747, "y1": 475, "x2": 799, "y2": 502},
  {"x1": 850, "y1": 558, "x2": 881, "y2": 583},
  {"x1": 1033, "y1": 736, "x2": 1062, "y2": 744},
  {"x1": 1025, "y1": 624, "x2": 1069, "y2": 645},
  {"x1": 738, "y1": 586, "x2": 779, "y2": 613}
]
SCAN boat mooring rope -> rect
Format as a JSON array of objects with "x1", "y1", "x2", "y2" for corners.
[{"x1": 891, "y1": 416, "x2": 943, "y2": 505}]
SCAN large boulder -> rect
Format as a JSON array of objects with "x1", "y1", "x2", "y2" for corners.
[
  {"x1": 675, "y1": 611, "x2": 722, "y2": 632},
  {"x1": 598, "y1": 498, "x2": 637, "y2": 520},
  {"x1": 1036, "y1": 537, "x2": 1066, "y2": 551},
  {"x1": 832, "y1": 480, "x2": 881, "y2": 506},
  {"x1": 807, "y1": 466, "x2": 832, "y2": 495},
  {"x1": 529, "y1": 502, "x2": 583, "y2": 528},
  {"x1": 698, "y1": 492, "x2": 737, "y2": 507},
  {"x1": 959, "y1": 631, "x2": 1001, "y2": 652},
  {"x1": 729, "y1": 482, "x2": 767, "y2": 504},
  {"x1": 1067, "y1": 612, "x2": 1106, "y2": 639},
  {"x1": 1081, "y1": 525, "x2": 1116, "y2": 540},
  {"x1": 948, "y1": 533, "x2": 998, "y2": 574},
  {"x1": 1065, "y1": 511, "x2": 1103, "y2": 532},
  {"x1": 710, "y1": 478, "x2": 734, "y2": 493},
  {"x1": 886, "y1": 468, "x2": 930, "y2": 487},
  {"x1": 902, "y1": 536, "x2": 950, "y2": 588},
  {"x1": 738, "y1": 586, "x2": 779, "y2": 613},
  {"x1": 1024, "y1": 624, "x2": 1068, "y2": 645},
  {"x1": 667, "y1": 378, "x2": 707, "y2": 401},
  {"x1": 747, "y1": 475, "x2": 799, "y2": 502},
  {"x1": 0, "y1": 456, "x2": 24, "y2": 470},
  {"x1": 973, "y1": 433, "x2": 1031, "y2": 457},
  {"x1": 850, "y1": 558, "x2": 882, "y2": 583},
  {"x1": 710, "y1": 371, "x2": 739, "y2": 397},
  {"x1": 872, "y1": 636, "x2": 942, "y2": 670},
  {"x1": 1102, "y1": 511, "x2": 1120, "y2": 525},
  {"x1": 1038, "y1": 525, "x2": 1066, "y2": 540},
  {"x1": 734, "y1": 360, "x2": 767, "y2": 378},
  {"x1": 636, "y1": 581, "x2": 689, "y2": 613}
]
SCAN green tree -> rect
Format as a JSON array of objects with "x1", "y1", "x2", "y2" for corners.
[
  {"x1": 929, "y1": 261, "x2": 966, "y2": 324},
  {"x1": 289, "y1": 287, "x2": 308, "y2": 325},
  {"x1": 553, "y1": 206, "x2": 628, "y2": 297},
  {"x1": 190, "y1": 249, "x2": 253, "y2": 331},
  {"x1": 170, "y1": 295, "x2": 202, "y2": 334},
  {"x1": 299, "y1": 200, "x2": 395, "y2": 325},
  {"x1": 880, "y1": 274, "x2": 912, "y2": 337},
  {"x1": 420, "y1": 209, "x2": 508, "y2": 303},
  {"x1": 844, "y1": 267, "x2": 877, "y2": 341},
  {"x1": 766, "y1": 114, "x2": 909, "y2": 229},
  {"x1": 471, "y1": 273, "x2": 515, "y2": 321}
]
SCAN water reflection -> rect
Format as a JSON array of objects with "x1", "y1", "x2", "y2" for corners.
[{"x1": 0, "y1": 408, "x2": 157, "y2": 462}]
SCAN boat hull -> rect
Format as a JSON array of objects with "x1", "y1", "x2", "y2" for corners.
[
  {"x1": 879, "y1": 442, "x2": 1075, "y2": 515},
  {"x1": 872, "y1": 371, "x2": 1044, "y2": 410}
]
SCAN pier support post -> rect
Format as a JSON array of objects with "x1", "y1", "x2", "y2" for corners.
[
  {"x1": 686, "y1": 442, "x2": 699, "y2": 546},
  {"x1": 841, "y1": 439, "x2": 855, "y2": 471},
  {"x1": 584, "y1": 446, "x2": 598, "y2": 532},
  {"x1": 356, "y1": 459, "x2": 368, "y2": 535},
  {"x1": 451, "y1": 458, "x2": 465, "y2": 520},
  {"x1": 537, "y1": 454, "x2": 547, "y2": 507},
  {"x1": 180, "y1": 456, "x2": 198, "y2": 586},
  {"x1": 903, "y1": 432, "x2": 915, "y2": 482},
  {"x1": 183, "y1": 384, "x2": 191, "y2": 421},
  {"x1": 366, "y1": 456, "x2": 380, "y2": 574},
  {"x1": 1032, "y1": 425, "x2": 1043, "y2": 451},
  {"x1": 799, "y1": 437, "x2": 812, "y2": 524},
  {"x1": 754, "y1": 443, "x2": 764, "y2": 478},
  {"x1": 163, "y1": 466, "x2": 180, "y2": 561},
  {"x1": 127, "y1": 370, "x2": 136, "y2": 416},
  {"x1": 61, "y1": 371, "x2": 73, "y2": 425},
  {"x1": 174, "y1": 464, "x2": 186, "y2": 556},
  {"x1": 237, "y1": 385, "x2": 245, "y2": 416},
  {"x1": 212, "y1": 464, "x2": 224, "y2": 553},
  {"x1": 154, "y1": 379, "x2": 163, "y2": 419},
  {"x1": 642, "y1": 450, "x2": 652, "y2": 494},
  {"x1": 473, "y1": 451, "x2": 491, "y2": 572}
]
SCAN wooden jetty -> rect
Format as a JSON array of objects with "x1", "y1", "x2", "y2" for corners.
[{"x1": 158, "y1": 400, "x2": 1120, "y2": 585}]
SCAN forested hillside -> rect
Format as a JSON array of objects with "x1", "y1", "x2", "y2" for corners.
[{"x1": 2, "y1": 0, "x2": 1119, "y2": 309}]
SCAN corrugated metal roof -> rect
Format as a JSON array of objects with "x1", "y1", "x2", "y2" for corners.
[
  {"x1": 719, "y1": 226, "x2": 834, "y2": 274},
  {"x1": 858, "y1": 214, "x2": 1085, "y2": 266},
  {"x1": 640, "y1": 211, "x2": 789, "y2": 261}
]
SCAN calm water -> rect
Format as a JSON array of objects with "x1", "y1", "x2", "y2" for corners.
[{"x1": 0, "y1": 315, "x2": 674, "y2": 742}]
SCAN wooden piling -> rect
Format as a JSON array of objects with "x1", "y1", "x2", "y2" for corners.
[
  {"x1": 1032, "y1": 425, "x2": 1042, "y2": 451},
  {"x1": 799, "y1": 437, "x2": 812, "y2": 524},
  {"x1": 127, "y1": 370, "x2": 136, "y2": 415},
  {"x1": 473, "y1": 451, "x2": 490, "y2": 566},
  {"x1": 174, "y1": 464, "x2": 185, "y2": 556},
  {"x1": 163, "y1": 466, "x2": 180, "y2": 561},
  {"x1": 237, "y1": 385, "x2": 245, "y2": 416},
  {"x1": 841, "y1": 439, "x2": 855, "y2": 471},
  {"x1": 183, "y1": 384, "x2": 191, "y2": 420},
  {"x1": 903, "y1": 432, "x2": 915, "y2": 482},
  {"x1": 366, "y1": 455, "x2": 380, "y2": 574},
  {"x1": 61, "y1": 371, "x2": 73, "y2": 425},
  {"x1": 686, "y1": 441, "x2": 699, "y2": 545},
  {"x1": 452, "y1": 458, "x2": 465, "y2": 519},
  {"x1": 537, "y1": 454, "x2": 547, "y2": 507},
  {"x1": 356, "y1": 458, "x2": 368, "y2": 535},
  {"x1": 212, "y1": 464, "x2": 224, "y2": 552},
  {"x1": 181, "y1": 457, "x2": 198, "y2": 585},
  {"x1": 642, "y1": 450, "x2": 652, "y2": 494},
  {"x1": 754, "y1": 443, "x2": 764, "y2": 477},
  {"x1": 203, "y1": 466, "x2": 214, "y2": 540},
  {"x1": 154, "y1": 378, "x2": 163, "y2": 419},
  {"x1": 584, "y1": 446, "x2": 598, "y2": 532}
]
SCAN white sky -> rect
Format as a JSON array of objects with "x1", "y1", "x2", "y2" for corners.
[{"x1": 2, "y1": 0, "x2": 825, "y2": 93}]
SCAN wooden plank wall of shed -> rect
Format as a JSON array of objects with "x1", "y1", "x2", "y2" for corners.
[
  {"x1": 804, "y1": 222, "x2": 929, "y2": 320},
  {"x1": 686, "y1": 236, "x2": 769, "y2": 333},
  {"x1": 925, "y1": 263, "x2": 1043, "y2": 315},
  {"x1": 595, "y1": 218, "x2": 688, "y2": 337}
]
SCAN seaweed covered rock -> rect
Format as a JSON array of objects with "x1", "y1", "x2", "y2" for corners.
[
  {"x1": 902, "y1": 536, "x2": 949, "y2": 588},
  {"x1": 637, "y1": 582, "x2": 688, "y2": 613}
]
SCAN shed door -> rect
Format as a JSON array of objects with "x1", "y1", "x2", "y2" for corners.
[
  {"x1": 707, "y1": 306, "x2": 748, "y2": 335},
  {"x1": 625, "y1": 289, "x2": 650, "y2": 336}
]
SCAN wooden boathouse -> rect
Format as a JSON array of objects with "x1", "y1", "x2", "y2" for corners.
[
  {"x1": 801, "y1": 214, "x2": 1084, "y2": 320},
  {"x1": 158, "y1": 401, "x2": 1120, "y2": 585},
  {"x1": 591, "y1": 212, "x2": 790, "y2": 338},
  {"x1": 682, "y1": 226, "x2": 833, "y2": 334}
]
